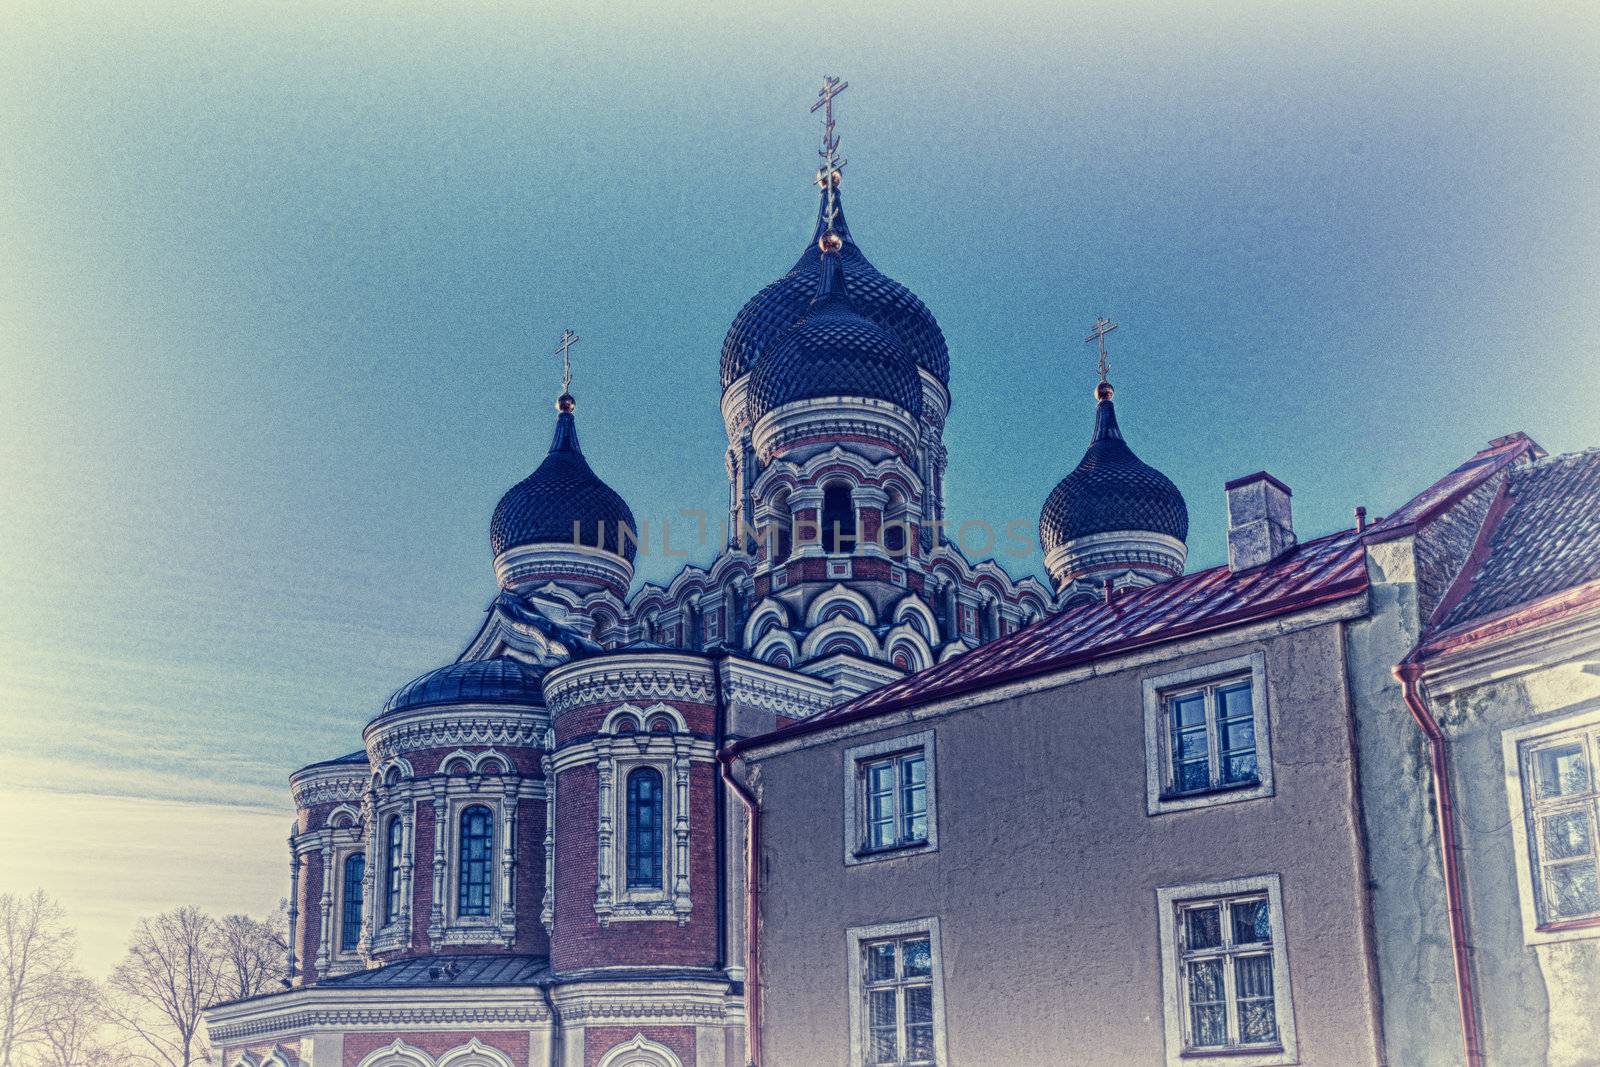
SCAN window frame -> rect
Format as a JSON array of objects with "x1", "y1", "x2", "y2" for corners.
[
  {"x1": 624, "y1": 765, "x2": 667, "y2": 892},
  {"x1": 843, "y1": 731, "x2": 938, "y2": 867},
  {"x1": 1502, "y1": 708, "x2": 1600, "y2": 944},
  {"x1": 1143, "y1": 653, "x2": 1273, "y2": 815},
  {"x1": 455, "y1": 803, "x2": 496, "y2": 919},
  {"x1": 1156, "y1": 874, "x2": 1298, "y2": 1067},
  {"x1": 845, "y1": 917, "x2": 948, "y2": 1067},
  {"x1": 338, "y1": 849, "x2": 366, "y2": 953},
  {"x1": 382, "y1": 814, "x2": 404, "y2": 927}
]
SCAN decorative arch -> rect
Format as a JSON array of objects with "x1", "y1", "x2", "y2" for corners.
[
  {"x1": 231, "y1": 1054, "x2": 260, "y2": 1067},
  {"x1": 436, "y1": 1039, "x2": 517, "y2": 1067},
  {"x1": 743, "y1": 598, "x2": 792, "y2": 648},
  {"x1": 752, "y1": 628, "x2": 800, "y2": 667},
  {"x1": 258, "y1": 1046, "x2": 295, "y2": 1067},
  {"x1": 595, "y1": 1034, "x2": 684, "y2": 1067},
  {"x1": 891, "y1": 594, "x2": 939, "y2": 643},
  {"x1": 355, "y1": 1040, "x2": 432, "y2": 1067},
  {"x1": 804, "y1": 583, "x2": 876, "y2": 628},
  {"x1": 326, "y1": 804, "x2": 361, "y2": 830},
  {"x1": 882, "y1": 622, "x2": 934, "y2": 673},
  {"x1": 603, "y1": 702, "x2": 687, "y2": 735},
  {"x1": 801, "y1": 616, "x2": 880, "y2": 660}
]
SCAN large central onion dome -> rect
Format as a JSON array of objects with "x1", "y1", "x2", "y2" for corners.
[
  {"x1": 721, "y1": 185, "x2": 949, "y2": 391},
  {"x1": 491, "y1": 397, "x2": 637, "y2": 563},
  {"x1": 748, "y1": 248, "x2": 923, "y2": 424},
  {"x1": 1040, "y1": 381, "x2": 1188, "y2": 594}
]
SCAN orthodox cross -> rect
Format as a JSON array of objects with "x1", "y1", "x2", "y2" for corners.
[
  {"x1": 555, "y1": 328, "x2": 579, "y2": 395},
  {"x1": 1085, "y1": 317, "x2": 1119, "y2": 384},
  {"x1": 811, "y1": 76, "x2": 848, "y2": 236}
]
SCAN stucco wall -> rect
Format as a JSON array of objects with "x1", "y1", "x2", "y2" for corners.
[
  {"x1": 1432, "y1": 656, "x2": 1600, "y2": 1067},
  {"x1": 749, "y1": 618, "x2": 1383, "y2": 1066},
  {"x1": 1344, "y1": 542, "x2": 1461, "y2": 1065}
]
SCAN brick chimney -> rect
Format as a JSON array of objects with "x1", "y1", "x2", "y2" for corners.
[{"x1": 1225, "y1": 472, "x2": 1296, "y2": 572}]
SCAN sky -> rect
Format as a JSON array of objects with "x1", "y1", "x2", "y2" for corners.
[{"x1": 1, "y1": 0, "x2": 1597, "y2": 977}]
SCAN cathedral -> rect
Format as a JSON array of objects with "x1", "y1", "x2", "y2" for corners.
[
  {"x1": 202, "y1": 81, "x2": 1600, "y2": 1067},
  {"x1": 205, "y1": 82, "x2": 1171, "y2": 1067}
]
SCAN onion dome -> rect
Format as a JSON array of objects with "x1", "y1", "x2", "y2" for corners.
[
  {"x1": 748, "y1": 248, "x2": 924, "y2": 423},
  {"x1": 721, "y1": 184, "x2": 949, "y2": 391},
  {"x1": 490, "y1": 396, "x2": 637, "y2": 563},
  {"x1": 1041, "y1": 385, "x2": 1189, "y2": 553},
  {"x1": 383, "y1": 656, "x2": 548, "y2": 716}
]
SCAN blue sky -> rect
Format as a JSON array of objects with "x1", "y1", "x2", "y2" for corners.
[{"x1": 1, "y1": 1, "x2": 1597, "y2": 973}]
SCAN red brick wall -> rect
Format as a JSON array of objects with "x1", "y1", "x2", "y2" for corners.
[
  {"x1": 296, "y1": 853, "x2": 324, "y2": 985},
  {"x1": 408, "y1": 800, "x2": 434, "y2": 950},
  {"x1": 583, "y1": 1026, "x2": 695, "y2": 1067},
  {"x1": 343, "y1": 1031, "x2": 528, "y2": 1067}
]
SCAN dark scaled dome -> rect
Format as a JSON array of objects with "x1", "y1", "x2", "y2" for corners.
[
  {"x1": 721, "y1": 186, "x2": 949, "y2": 391},
  {"x1": 747, "y1": 250, "x2": 924, "y2": 423},
  {"x1": 1040, "y1": 393, "x2": 1189, "y2": 552},
  {"x1": 491, "y1": 402, "x2": 637, "y2": 562},
  {"x1": 383, "y1": 656, "x2": 547, "y2": 715}
]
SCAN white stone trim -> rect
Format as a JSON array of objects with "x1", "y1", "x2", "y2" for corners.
[
  {"x1": 436, "y1": 1039, "x2": 517, "y2": 1067},
  {"x1": 1501, "y1": 705, "x2": 1600, "y2": 945},
  {"x1": 844, "y1": 916, "x2": 949, "y2": 1067},
  {"x1": 1142, "y1": 652, "x2": 1274, "y2": 815},
  {"x1": 843, "y1": 731, "x2": 937, "y2": 867},
  {"x1": 356, "y1": 1040, "x2": 432, "y2": 1067},
  {"x1": 1155, "y1": 873, "x2": 1299, "y2": 1067},
  {"x1": 595, "y1": 1034, "x2": 683, "y2": 1067}
]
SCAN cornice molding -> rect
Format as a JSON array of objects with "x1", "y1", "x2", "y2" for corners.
[
  {"x1": 543, "y1": 655, "x2": 717, "y2": 716},
  {"x1": 364, "y1": 706, "x2": 550, "y2": 763},
  {"x1": 289, "y1": 773, "x2": 366, "y2": 811}
]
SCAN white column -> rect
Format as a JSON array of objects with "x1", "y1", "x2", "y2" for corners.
[
  {"x1": 315, "y1": 841, "x2": 333, "y2": 974},
  {"x1": 428, "y1": 788, "x2": 447, "y2": 946},
  {"x1": 499, "y1": 776, "x2": 519, "y2": 944},
  {"x1": 672, "y1": 741, "x2": 693, "y2": 923},
  {"x1": 595, "y1": 740, "x2": 615, "y2": 919},
  {"x1": 285, "y1": 830, "x2": 300, "y2": 981},
  {"x1": 541, "y1": 735, "x2": 557, "y2": 933}
]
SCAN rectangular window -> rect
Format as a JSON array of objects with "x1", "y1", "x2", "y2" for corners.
[
  {"x1": 847, "y1": 918, "x2": 946, "y2": 1067},
  {"x1": 845, "y1": 732, "x2": 937, "y2": 866},
  {"x1": 862, "y1": 752, "x2": 928, "y2": 851},
  {"x1": 1519, "y1": 725, "x2": 1600, "y2": 926},
  {"x1": 1156, "y1": 875, "x2": 1297, "y2": 1066},
  {"x1": 1144, "y1": 654, "x2": 1273, "y2": 815}
]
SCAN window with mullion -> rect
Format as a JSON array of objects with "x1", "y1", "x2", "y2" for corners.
[
  {"x1": 861, "y1": 752, "x2": 928, "y2": 852},
  {"x1": 457, "y1": 804, "x2": 494, "y2": 917},
  {"x1": 340, "y1": 852, "x2": 365, "y2": 951},
  {"x1": 1178, "y1": 895, "x2": 1278, "y2": 1051},
  {"x1": 383, "y1": 815, "x2": 403, "y2": 925},
  {"x1": 1166, "y1": 678, "x2": 1257, "y2": 796},
  {"x1": 1525, "y1": 730, "x2": 1600, "y2": 923},
  {"x1": 862, "y1": 934, "x2": 936, "y2": 1066},
  {"x1": 626, "y1": 766, "x2": 665, "y2": 891}
]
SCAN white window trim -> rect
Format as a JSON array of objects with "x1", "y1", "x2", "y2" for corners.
[
  {"x1": 1502, "y1": 706, "x2": 1600, "y2": 945},
  {"x1": 331, "y1": 843, "x2": 367, "y2": 962},
  {"x1": 1143, "y1": 652, "x2": 1273, "y2": 815},
  {"x1": 1156, "y1": 874, "x2": 1298, "y2": 1067},
  {"x1": 443, "y1": 795, "x2": 502, "y2": 929},
  {"x1": 845, "y1": 917, "x2": 949, "y2": 1067},
  {"x1": 844, "y1": 731, "x2": 938, "y2": 867},
  {"x1": 591, "y1": 726, "x2": 698, "y2": 926}
]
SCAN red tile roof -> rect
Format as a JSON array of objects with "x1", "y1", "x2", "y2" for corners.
[{"x1": 729, "y1": 434, "x2": 1543, "y2": 756}]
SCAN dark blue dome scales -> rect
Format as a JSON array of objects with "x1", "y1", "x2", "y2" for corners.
[
  {"x1": 748, "y1": 251, "x2": 924, "y2": 423},
  {"x1": 721, "y1": 186, "x2": 949, "y2": 391},
  {"x1": 1040, "y1": 397, "x2": 1189, "y2": 552},
  {"x1": 491, "y1": 406, "x2": 637, "y2": 562},
  {"x1": 383, "y1": 656, "x2": 548, "y2": 716}
]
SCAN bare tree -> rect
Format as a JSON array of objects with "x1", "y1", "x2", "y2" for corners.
[
  {"x1": 213, "y1": 902, "x2": 287, "y2": 1003},
  {"x1": 1, "y1": 891, "x2": 77, "y2": 1067},
  {"x1": 106, "y1": 908, "x2": 222, "y2": 1067},
  {"x1": 32, "y1": 972, "x2": 108, "y2": 1067}
]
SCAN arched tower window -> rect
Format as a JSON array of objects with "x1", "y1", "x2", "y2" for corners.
[
  {"x1": 980, "y1": 598, "x2": 1000, "y2": 643},
  {"x1": 822, "y1": 483, "x2": 856, "y2": 554},
  {"x1": 768, "y1": 489, "x2": 793, "y2": 564},
  {"x1": 341, "y1": 852, "x2": 365, "y2": 951},
  {"x1": 883, "y1": 487, "x2": 908, "y2": 556},
  {"x1": 626, "y1": 768, "x2": 664, "y2": 890},
  {"x1": 458, "y1": 805, "x2": 494, "y2": 917},
  {"x1": 682, "y1": 601, "x2": 701, "y2": 651},
  {"x1": 383, "y1": 816, "x2": 403, "y2": 925},
  {"x1": 725, "y1": 581, "x2": 746, "y2": 648}
]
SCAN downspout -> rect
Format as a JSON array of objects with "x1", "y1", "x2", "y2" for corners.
[
  {"x1": 1395, "y1": 660, "x2": 1483, "y2": 1067},
  {"x1": 536, "y1": 978, "x2": 562, "y2": 1067},
  {"x1": 718, "y1": 746, "x2": 761, "y2": 1067},
  {"x1": 712, "y1": 652, "x2": 729, "y2": 974}
]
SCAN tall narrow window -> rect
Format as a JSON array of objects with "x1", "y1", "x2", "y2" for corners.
[
  {"x1": 1167, "y1": 678, "x2": 1257, "y2": 795},
  {"x1": 383, "y1": 815, "x2": 403, "y2": 925},
  {"x1": 862, "y1": 933, "x2": 937, "y2": 1065},
  {"x1": 340, "y1": 853, "x2": 365, "y2": 951},
  {"x1": 626, "y1": 767, "x2": 664, "y2": 890},
  {"x1": 1520, "y1": 727, "x2": 1600, "y2": 923},
  {"x1": 860, "y1": 751, "x2": 928, "y2": 852},
  {"x1": 457, "y1": 805, "x2": 494, "y2": 917},
  {"x1": 1176, "y1": 894, "x2": 1279, "y2": 1051},
  {"x1": 822, "y1": 483, "x2": 857, "y2": 554}
]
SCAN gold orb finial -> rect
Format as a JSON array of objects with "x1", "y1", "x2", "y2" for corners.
[
  {"x1": 557, "y1": 392, "x2": 576, "y2": 413},
  {"x1": 1095, "y1": 381, "x2": 1114, "y2": 402},
  {"x1": 818, "y1": 232, "x2": 844, "y2": 253}
]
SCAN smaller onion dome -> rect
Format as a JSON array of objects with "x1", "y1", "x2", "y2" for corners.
[
  {"x1": 383, "y1": 657, "x2": 548, "y2": 716},
  {"x1": 1040, "y1": 388, "x2": 1189, "y2": 553},
  {"x1": 748, "y1": 249, "x2": 924, "y2": 423},
  {"x1": 490, "y1": 398, "x2": 637, "y2": 563}
]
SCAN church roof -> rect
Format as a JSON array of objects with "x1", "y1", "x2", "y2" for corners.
[
  {"x1": 382, "y1": 656, "x2": 547, "y2": 716},
  {"x1": 721, "y1": 186, "x2": 949, "y2": 391},
  {"x1": 490, "y1": 404, "x2": 637, "y2": 563},
  {"x1": 748, "y1": 250, "x2": 924, "y2": 422},
  {"x1": 317, "y1": 953, "x2": 550, "y2": 989},
  {"x1": 1039, "y1": 393, "x2": 1189, "y2": 550}
]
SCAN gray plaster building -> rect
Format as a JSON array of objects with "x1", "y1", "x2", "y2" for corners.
[{"x1": 726, "y1": 402, "x2": 1597, "y2": 1065}]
